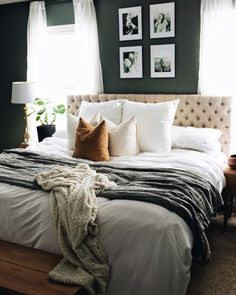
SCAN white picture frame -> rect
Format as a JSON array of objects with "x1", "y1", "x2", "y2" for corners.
[
  {"x1": 150, "y1": 2, "x2": 175, "y2": 39},
  {"x1": 150, "y1": 44, "x2": 175, "y2": 78},
  {"x1": 119, "y1": 6, "x2": 142, "y2": 41},
  {"x1": 120, "y1": 46, "x2": 143, "y2": 79}
]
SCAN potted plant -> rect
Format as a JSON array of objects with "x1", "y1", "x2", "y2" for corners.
[{"x1": 28, "y1": 98, "x2": 66, "y2": 142}]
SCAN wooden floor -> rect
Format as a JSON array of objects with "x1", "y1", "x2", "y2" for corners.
[{"x1": 0, "y1": 241, "x2": 82, "y2": 295}]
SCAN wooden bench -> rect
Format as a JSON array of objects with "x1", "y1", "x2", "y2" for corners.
[{"x1": 0, "y1": 240, "x2": 83, "y2": 295}]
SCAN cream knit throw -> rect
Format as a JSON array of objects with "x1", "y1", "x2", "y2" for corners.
[{"x1": 35, "y1": 163, "x2": 115, "y2": 295}]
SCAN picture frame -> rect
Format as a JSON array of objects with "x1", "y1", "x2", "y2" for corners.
[
  {"x1": 120, "y1": 46, "x2": 143, "y2": 79},
  {"x1": 150, "y1": 2, "x2": 175, "y2": 39},
  {"x1": 119, "y1": 6, "x2": 142, "y2": 41},
  {"x1": 150, "y1": 44, "x2": 175, "y2": 78}
]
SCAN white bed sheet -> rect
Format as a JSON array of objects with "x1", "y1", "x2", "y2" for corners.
[{"x1": 0, "y1": 137, "x2": 226, "y2": 295}]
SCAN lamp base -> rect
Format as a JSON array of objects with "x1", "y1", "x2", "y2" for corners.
[
  {"x1": 19, "y1": 104, "x2": 31, "y2": 148},
  {"x1": 18, "y1": 142, "x2": 29, "y2": 149}
]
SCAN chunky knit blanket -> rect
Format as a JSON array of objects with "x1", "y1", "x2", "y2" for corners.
[{"x1": 35, "y1": 163, "x2": 116, "y2": 295}]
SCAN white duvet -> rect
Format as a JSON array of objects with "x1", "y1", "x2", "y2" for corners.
[{"x1": 0, "y1": 137, "x2": 226, "y2": 295}]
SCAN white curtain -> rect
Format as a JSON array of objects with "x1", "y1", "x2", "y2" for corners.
[
  {"x1": 27, "y1": 0, "x2": 103, "y2": 139},
  {"x1": 198, "y1": 0, "x2": 236, "y2": 153},
  {"x1": 27, "y1": 1, "x2": 47, "y2": 141},
  {"x1": 27, "y1": 1, "x2": 47, "y2": 82},
  {"x1": 198, "y1": 0, "x2": 236, "y2": 95},
  {"x1": 73, "y1": 0, "x2": 104, "y2": 94}
]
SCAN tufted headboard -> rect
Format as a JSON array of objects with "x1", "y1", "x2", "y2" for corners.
[{"x1": 67, "y1": 94, "x2": 232, "y2": 156}]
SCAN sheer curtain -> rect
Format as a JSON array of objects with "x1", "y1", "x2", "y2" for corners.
[
  {"x1": 198, "y1": 0, "x2": 236, "y2": 94},
  {"x1": 27, "y1": 1, "x2": 47, "y2": 141},
  {"x1": 27, "y1": 1, "x2": 47, "y2": 82},
  {"x1": 72, "y1": 0, "x2": 103, "y2": 94},
  {"x1": 27, "y1": 0, "x2": 103, "y2": 139},
  {"x1": 198, "y1": 0, "x2": 236, "y2": 152}
]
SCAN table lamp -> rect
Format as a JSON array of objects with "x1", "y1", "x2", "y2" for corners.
[{"x1": 11, "y1": 81, "x2": 37, "y2": 147}]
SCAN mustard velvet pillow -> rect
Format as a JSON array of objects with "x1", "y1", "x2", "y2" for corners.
[{"x1": 73, "y1": 118, "x2": 110, "y2": 161}]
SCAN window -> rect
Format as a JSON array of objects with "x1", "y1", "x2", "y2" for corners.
[{"x1": 38, "y1": 24, "x2": 79, "y2": 103}]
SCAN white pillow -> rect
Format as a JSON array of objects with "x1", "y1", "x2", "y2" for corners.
[
  {"x1": 78, "y1": 100, "x2": 123, "y2": 125},
  {"x1": 122, "y1": 99, "x2": 179, "y2": 153},
  {"x1": 100, "y1": 115, "x2": 138, "y2": 156},
  {"x1": 52, "y1": 129, "x2": 67, "y2": 138},
  {"x1": 172, "y1": 126, "x2": 222, "y2": 152},
  {"x1": 67, "y1": 112, "x2": 100, "y2": 150}
]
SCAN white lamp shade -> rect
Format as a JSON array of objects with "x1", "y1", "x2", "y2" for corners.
[{"x1": 11, "y1": 82, "x2": 37, "y2": 104}]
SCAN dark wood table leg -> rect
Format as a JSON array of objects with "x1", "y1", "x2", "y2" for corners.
[
  {"x1": 222, "y1": 191, "x2": 229, "y2": 233},
  {"x1": 229, "y1": 195, "x2": 233, "y2": 218}
]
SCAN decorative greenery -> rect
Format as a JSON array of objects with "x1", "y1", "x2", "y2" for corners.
[{"x1": 27, "y1": 98, "x2": 66, "y2": 126}]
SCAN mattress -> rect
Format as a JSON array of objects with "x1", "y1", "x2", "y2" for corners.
[{"x1": 0, "y1": 137, "x2": 226, "y2": 295}]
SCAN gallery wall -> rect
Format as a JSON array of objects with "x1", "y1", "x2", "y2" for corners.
[
  {"x1": 0, "y1": 0, "x2": 200, "y2": 151},
  {"x1": 95, "y1": 0, "x2": 201, "y2": 94}
]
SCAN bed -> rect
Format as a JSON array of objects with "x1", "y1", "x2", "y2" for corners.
[{"x1": 0, "y1": 94, "x2": 232, "y2": 295}]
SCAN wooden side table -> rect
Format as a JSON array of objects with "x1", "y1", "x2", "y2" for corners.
[{"x1": 222, "y1": 167, "x2": 236, "y2": 233}]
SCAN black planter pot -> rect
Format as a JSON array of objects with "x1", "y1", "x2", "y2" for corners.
[{"x1": 37, "y1": 125, "x2": 56, "y2": 142}]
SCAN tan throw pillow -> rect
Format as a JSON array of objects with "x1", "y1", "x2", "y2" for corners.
[{"x1": 73, "y1": 118, "x2": 110, "y2": 161}]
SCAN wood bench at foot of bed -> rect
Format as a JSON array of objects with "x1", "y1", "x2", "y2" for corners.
[{"x1": 0, "y1": 240, "x2": 82, "y2": 295}]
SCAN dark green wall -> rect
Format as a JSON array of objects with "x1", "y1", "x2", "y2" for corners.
[
  {"x1": 95, "y1": 0, "x2": 200, "y2": 94},
  {"x1": 0, "y1": 0, "x2": 200, "y2": 151},
  {"x1": 0, "y1": 2, "x2": 29, "y2": 151}
]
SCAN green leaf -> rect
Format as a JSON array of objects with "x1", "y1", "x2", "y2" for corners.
[
  {"x1": 36, "y1": 115, "x2": 41, "y2": 121},
  {"x1": 53, "y1": 104, "x2": 65, "y2": 114},
  {"x1": 34, "y1": 98, "x2": 45, "y2": 106},
  {"x1": 37, "y1": 108, "x2": 46, "y2": 115}
]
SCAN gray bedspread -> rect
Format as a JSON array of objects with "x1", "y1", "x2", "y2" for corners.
[{"x1": 0, "y1": 150, "x2": 223, "y2": 264}]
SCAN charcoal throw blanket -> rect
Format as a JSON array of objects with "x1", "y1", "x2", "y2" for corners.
[
  {"x1": 35, "y1": 163, "x2": 116, "y2": 295},
  {"x1": 0, "y1": 150, "x2": 223, "y2": 267}
]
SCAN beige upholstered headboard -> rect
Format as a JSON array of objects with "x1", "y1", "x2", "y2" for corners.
[{"x1": 67, "y1": 94, "x2": 232, "y2": 155}]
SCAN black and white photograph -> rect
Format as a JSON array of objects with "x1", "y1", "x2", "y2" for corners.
[
  {"x1": 120, "y1": 46, "x2": 142, "y2": 78},
  {"x1": 150, "y1": 44, "x2": 175, "y2": 78},
  {"x1": 150, "y1": 2, "x2": 175, "y2": 39},
  {"x1": 119, "y1": 6, "x2": 142, "y2": 41}
]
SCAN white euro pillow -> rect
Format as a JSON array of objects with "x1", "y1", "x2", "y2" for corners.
[
  {"x1": 78, "y1": 100, "x2": 123, "y2": 125},
  {"x1": 122, "y1": 99, "x2": 179, "y2": 153},
  {"x1": 172, "y1": 126, "x2": 222, "y2": 152},
  {"x1": 100, "y1": 115, "x2": 138, "y2": 156},
  {"x1": 67, "y1": 112, "x2": 100, "y2": 150}
]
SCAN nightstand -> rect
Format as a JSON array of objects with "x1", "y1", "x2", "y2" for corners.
[{"x1": 222, "y1": 167, "x2": 236, "y2": 232}]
